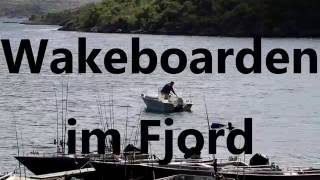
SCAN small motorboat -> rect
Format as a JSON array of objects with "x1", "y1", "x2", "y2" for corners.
[
  {"x1": 15, "y1": 155, "x2": 91, "y2": 175},
  {"x1": 141, "y1": 94, "x2": 192, "y2": 113},
  {"x1": 91, "y1": 154, "x2": 320, "y2": 180},
  {"x1": 15, "y1": 144, "x2": 148, "y2": 176}
]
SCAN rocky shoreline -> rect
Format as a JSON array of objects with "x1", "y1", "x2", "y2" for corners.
[{"x1": 21, "y1": 19, "x2": 320, "y2": 38}]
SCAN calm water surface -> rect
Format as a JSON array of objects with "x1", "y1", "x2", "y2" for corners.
[{"x1": 0, "y1": 21, "x2": 320, "y2": 172}]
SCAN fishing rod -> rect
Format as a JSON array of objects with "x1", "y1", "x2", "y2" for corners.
[
  {"x1": 96, "y1": 93, "x2": 104, "y2": 130},
  {"x1": 204, "y1": 97, "x2": 210, "y2": 130},
  {"x1": 111, "y1": 87, "x2": 115, "y2": 130},
  {"x1": 102, "y1": 95, "x2": 110, "y2": 131},
  {"x1": 125, "y1": 106, "x2": 129, "y2": 148},
  {"x1": 203, "y1": 96, "x2": 217, "y2": 165},
  {"x1": 61, "y1": 81, "x2": 64, "y2": 153},
  {"x1": 20, "y1": 131, "x2": 27, "y2": 179},
  {"x1": 95, "y1": 92, "x2": 107, "y2": 158},
  {"x1": 54, "y1": 88, "x2": 59, "y2": 153},
  {"x1": 129, "y1": 107, "x2": 142, "y2": 146},
  {"x1": 119, "y1": 105, "x2": 131, "y2": 150},
  {"x1": 14, "y1": 121, "x2": 21, "y2": 178},
  {"x1": 63, "y1": 77, "x2": 70, "y2": 153}
]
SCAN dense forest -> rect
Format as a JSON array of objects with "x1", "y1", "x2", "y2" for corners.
[{"x1": 31, "y1": 0, "x2": 320, "y2": 37}]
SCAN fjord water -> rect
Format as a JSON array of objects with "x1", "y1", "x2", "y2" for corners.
[{"x1": 0, "y1": 21, "x2": 320, "y2": 173}]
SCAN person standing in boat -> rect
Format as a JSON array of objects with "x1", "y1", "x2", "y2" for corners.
[{"x1": 161, "y1": 81, "x2": 177, "y2": 99}]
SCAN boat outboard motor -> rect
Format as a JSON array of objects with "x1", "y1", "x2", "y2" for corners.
[
  {"x1": 177, "y1": 97, "x2": 184, "y2": 106},
  {"x1": 249, "y1": 153, "x2": 269, "y2": 166}
]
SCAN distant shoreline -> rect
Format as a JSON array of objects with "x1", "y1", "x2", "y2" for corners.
[
  {"x1": 15, "y1": 20, "x2": 320, "y2": 38},
  {"x1": 2, "y1": 17, "x2": 319, "y2": 38}
]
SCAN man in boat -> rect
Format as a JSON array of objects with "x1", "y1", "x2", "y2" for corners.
[{"x1": 161, "y1": 81, "x2": 177, "y2": 99}]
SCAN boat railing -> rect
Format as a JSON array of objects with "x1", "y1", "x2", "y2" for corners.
[
  {"x1": 155, "y1": 174, "x2": 216, "y2": 180},
  {"x1": 285, "y1": 166, "x2": 320, "y2": 174}
]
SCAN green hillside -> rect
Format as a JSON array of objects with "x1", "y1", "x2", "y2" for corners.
[{"x1": 32, "y1": 0, "x2": 320, "y2": 37}]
